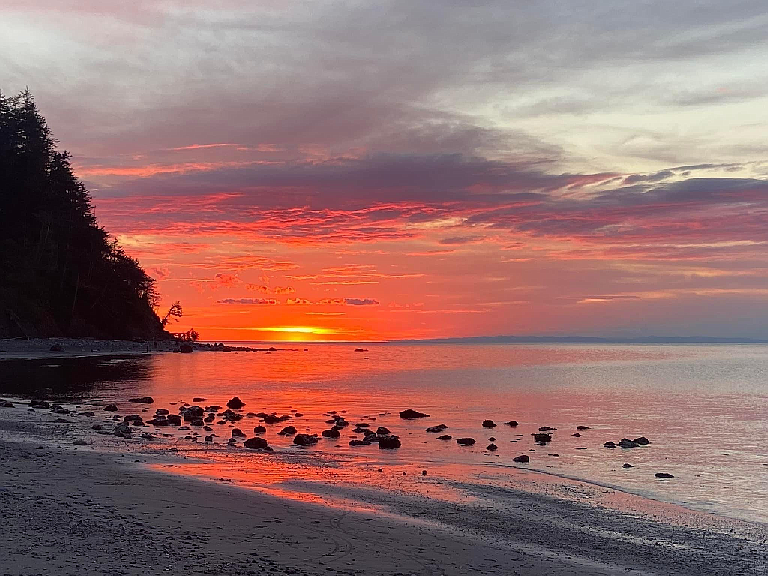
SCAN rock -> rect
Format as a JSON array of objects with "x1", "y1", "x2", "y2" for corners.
[
  {"x1": 378, "y1": 435, "x2": 401, "y2": 449},
  {"x1": 513, "y1": 455, "x2": 530, "y2": 463},
  {"x1": 576, "y1": 425, "x2": 591, "y2": 430},
  {"x1": 426, "y1": 424, "x2": 448, "y2": 433},
  {"x1": 0, "y1": 399, "x2": 14, "y2": 408},
  {"x1": 190, "y1": 418, "x2": 204, "y2": 427},
  {"x1": 293, "y1": 434, "x2": 319, "y2": 446},
  {"x1": 179, "y1": 344, "x2": 194, "y2": 353},
  {"x1": 253, "y1": 425, "x2": 266, "y2": 434},
  {"x1": 91, "y1": 424, "x2": 103, "y2": 430},
  {"x1": 322, "y1": 428, "x2": 340, "y2": 438},
  {"x1": 203, "y1": 425, "x2": 213, "y2": 431},
  {"x1": 482, "y1": 420, "x2": 496, "y2": 428},
  {"x1": 623, "y1": 463, "x2": 633, "y2": 468},
  {"x1": 167, "y1": 415, "x2": 182, "y2": 426},
  {"x1": 437, "y1": 435, "x2": 452, "y2": 440},
  {"x1": 278, "y1": 426, "x2": 297, "y2": 435},
  {"x1": 548, "y1": 453, "x2": 560, "y2": 457},
  {"x1": 73, "y1": 439, "x2": 87, "y2": 446},
  {"x1": 422, "y1": 470, "x2": 427, "y2": 476},
  {"x1": 128, "y1": 397, "x2": 154, "y2": 404},
  {"x1": 155, "y1": 408, "x2": 169, "y2": 416},
  {"x1": 349, "y1": 439, "x2": 371, "y2": 446},
  {"x1": 227, "y1": 397, "x2": 246, "y2": 410},
  {"x1": 263, "y1": 414, "x2": 290, "y2": 424},
  {"x1": 124, "y1": 414, "x2": 143, "y2": 423},
  {"x1": 244, "y1": 437, "x2": 269, "y2": 450},
  {"x1": 655, "y1": 472, "x2": 674, "y2": 479},
  {"x1": 204, "y1": 414, "x2": 215, "y2": 423},
  {"x1": 572, "y1": 432, "x2": 581, "y2": 437},
  {"x1": 221, "y1": 409, "x2": 243, "y2": 422},
  {"x1": 505, "y1": 420, "x2": 519, "y2": 427},
  {"x1": 30, "y1": 400, "x2": 50, "y2": 409},
  {"x1": 148, "y1": 417, "x2": 169, "y2": 426},
  {"x1": 104, "y1": 404, "x2": 118, "y2": 412},
  {"x1": 456, "y1": 438, "x2": 475, "y2": 446},
  {"x1": 619, "y1": 438, "x2": 640, "y2": 448},
  {"x1": 205, "y1": 405, "x2": 222, "y2": 412},
  {"x1": 114, "y1": 423, "x2": 132, "y2": 437},
  {"x1": 532, "y1": 433, "x2": 552, "y2": 443},
  {"x1": 538, "y1": 426, "x2": 556, "y2": 431},
  {"x1": 486, "y1": 443, "x2": 498, "y2": 451},
  {"x1": 354, "y1": 348, "x2": 368, "y2": 352},
  {"x1": 604, "y1": 441, "x2": 616, "y2": 448},
  {"x1": 192, "y1": 397, "x2": 206, "y2": 402},
  {"x1": 399, "y1": 409, "x2": 430, "y2": 419},
  {"x1": 354, "y1": 422, "x2": 370, "y2": 428},
  {"x1": 633, "y1": 436, "x2": 651, "y2": 445},
  {"x1": 204, "y1": 435, "x2": 214, "y2": 443},
  {"x1": 376, "y1": 426, "x2": 390, "y2": 435},
  {"x1": 232, "y1": 428, "x2": 246, "y2": 438}
]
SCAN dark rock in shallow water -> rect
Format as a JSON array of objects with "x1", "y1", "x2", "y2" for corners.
[
  {"x1": 263, "y1": 414, "x2": 290, "y2": 424},
  {"x1": 322, "y1": 428, "x2": 340, "y2": 438},
  {"x1": 623, "y1": 463, "x2": 633, "y2": 468},
  {"x1": 437, "y1": 435, "x2": 452, "y2": 440},
  {"x1": 148, "y1": 417, "x2": 169, "y2": 426},
  {"x1": 204, "y1": 435, "x2": 214, "y2": 443},
  {"x1": 104, "y1": 404, "x2": 118, "y2": 412},
  {"x1": 426, "y1": 424, "x2": 448, "y2": 433},
  {"x1": 155, "y1": 408, "x2": 169, "y2": 416},
  {"x1": 204, "y1": 414, "x2": 214, "y2": 423},
  {"x1": 244, "y1": 437, "x2": 269, "y2": 450},
  {"x1": 253, "y1": 425, "x2": 266, "y2": 434},
  {"x1": 572, "y1": 432, "x2": 581, "y2": 437},
  {"x1": 604, "y1": 441, "x2": 616, "y2": 448},
  {"x1": 378, "y1": 435, "x2": 401, "y2": 449},
  {"x1": 192, "y1": 397, "x2": 206, "y2": 402},
  {"x1": 456, "y1": 438, "x2": 475, "y2": 446},
  {"x1": 30, "y1": 400, "x2": 50, "y2": 409},
  {"x1": 532, "y1": 433, "x2": 552, "y2": 444},
  {"x1": 633, "y1": 436, "x2": 650, "y2": 445},
  {"x1": 548, "y1": 453, "x2": 559, "y2": 457},
  {"x1": 482, "y1": 420, "x2": 496, "y2": 428},
  {"x1": 190, "y1": 418, "x2": 204, "y2": 427},
  {"x1": 221, "y1": 409, "x2": 243, "y2": 422},
  {"x1": 129, "y1": 397, "x2": 154, "y2": 404},
  {"x1": 203, "y1": 425, "x2": 213, "y2": 432},
  {"x1": 489, "y1": 436, "x2": 496, "y2": 441},
  {"x1": 538, "y1": 426, "x2": 556, "y2": 431},
  {"x1": 167, "y1": 415, "x2": 182, "y2": 426},
  {"x1": 376, "y1": 426, "x2": 390, "y2": 435},
  {"x1": 114, "y1": 423, "x2": 132, "y2": 437},
  {"x1": 278, "y1": 426, "x2": 297, "y2": 436},
  {"x1": 232, "y1": 428, "x2": 246, "y2": 438},
  {"x1": 655, "y1": 472, "x2": 674, "y2": 478},
  {"x1": 505, "y1": 420, "x2": 519, "y2": 427},
  {"x1": 226, "y1": 396, "x2": 245, "y2": 410},
  {"x1": 349, "y1": 439, "x2": 371, "y2": 446},
  {"x1": 179, "y1": 344, "x2": 193, "y2": 353},
  {"x1": 293, "y1": 434, "x2": 319, "y2": 446},
  {"x1": 399, "y1": 409, "x2": 430, "y2": 419},
  {"x1": 181, "y1": 406, "x2": 204, "y2": 421},
  {"x1": 576, "y1": 425, "x2": 591, "y2": 430},
  {"x1": 619, "y1": 438, "x2": 640, "y2": 448},
  {"x1": 513, "y1": 455, "x2": 530, "y2": 463},
  {"x1": 124, "y1": 414, "x2": 143, "y2": 424},
  {"x1": 486, "y1": 443, "x2": 498, "y2": 451}
]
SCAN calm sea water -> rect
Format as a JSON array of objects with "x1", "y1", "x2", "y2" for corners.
[{"x1": 8, "y1": 343, "x2": 768, "y2": 523}]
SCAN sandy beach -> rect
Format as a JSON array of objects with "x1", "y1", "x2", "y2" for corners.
[{"x1": 1, "y1": 393, "x2": 765, "y2": 576}]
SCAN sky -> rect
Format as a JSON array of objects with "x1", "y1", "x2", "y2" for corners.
[{"x1": 3, "y1": 1, "x2": 768, "y2": 341}]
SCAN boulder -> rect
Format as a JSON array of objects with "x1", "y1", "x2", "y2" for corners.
[
  {"x1": 538, "y1": 426, "x2": 556, "y2": 431},
  {"x1": 456, "y1": 438, "x2": 476, "y2": 446},
  {"x1": 322, "y1": 428, "x2": 340, "y2": 438},
  {"x1": 155, "y1": 408, "x2": 170, "y2": 416},
  {"x1": 572, "y1": 433, "x2": 581, "y2": 437},
  {"x1": 182, "y1": 406, "x2": 204, "y2": 421},
  {"x1": 655, "y1": 472, "x2": 674, "y2": 479},
  {"x1": 532, "y1": 433, "x2": 552, "y2": 444},
  {"x1": 293, "y1": 434, "x2": 319, "y2": 446},
  {"x1": 633, "y1": 436, "x2": 651, "y2": 445},
  {"x1": 204, "y1": 435, "x2": 214, "y2": 443},
  {"x1": 486, "y1": 443, "x2": 498, "y2": 451},
  {"x1": 349, "y1": 439, "x2": 371, "y2": 446},
  {"x1": 192, "y1": 397, "x2": 206, "y2": 402},
  {"x1": 104, "y1": 404, "x2": 118, "y2": 412},
  {"x1": 604, "y1": 441, "x2": 616, "y2": 448},
  {"x1": 278, "y1": 426, "x2": 297, "y2": 436},
  {"x1": 576, "y1": 425, "x2": 591, "y2": 430},
  {"x1": 124, "y1": 415, "x2": 143, "y2": 424},
  {"x1": 244, "y1": 437, "x2": 269, "y2": 450},
  {"x1": 253, "y1": 425, "x2": 266, "y2": 434},
  {"x1": 505, "y1": 420, "x2": 519, "y2": 427},
  {"x1": 179, "y1": 344, "x2": 194, "y2": 353},
  {"x1": 437, "y1": 435, "x2": 452, "y2": 440},
  {"x1": 378, "y1": 435, "x2": 401, "y2": 449},
  {"x1": 149, "y1": 417, "x2": 169, "y2": 426},
  {"x1": 376, "y1": 426, "x2": 390, "y2": 435},
  {"x1": 232, "y1": 428, "x2": 246, "y2": 438},
  {"x1": 222, "y1": 409, "x2": 243, "y2": 422},
  {"x1": 30, "y1": 400, "x2": 50, "y2": 409},
  {"x1": 623, "y1": 463, "x2": 633, "y2": 468},
  {"x1": 618, "y1": 438, "x2": 640, "y2": 448},
  {"x1": 167, "y1": 415, "x2": 182, "y2": 426},
  {"x1": 204, "y1": 414, "x2": 215, "y2": 423},
  {"x1": 190, "y1": 418, "x2": 204, "y2": 427},
  {"x1": 482, "y1": 420, "x2": 496, "y2": 428},
  {"x1": 128, "y1": 397, "x2": 154, "y2": 404},
  {"x1": 426, "y1": 424, "x2": 448, "y2": 433},
  {"x1": 227, "y1": 397, "x2": 245, "y2": 410},
  {"x1": 513, "y1": 455, "x2": 530, "y2": 463},
  {"x1": 399, "y1": 409, "x2": 430, "y2": 419}
]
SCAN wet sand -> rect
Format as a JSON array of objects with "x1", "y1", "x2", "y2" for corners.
[{"x1": 1, "y1": 398, "x2": 765, "y2": 575}]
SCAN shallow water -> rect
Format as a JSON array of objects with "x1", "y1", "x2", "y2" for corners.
[{"x1": 3, "y1": 343, "x2": 767, "y2": 523}]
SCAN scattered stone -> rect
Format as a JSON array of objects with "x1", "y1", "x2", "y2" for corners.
[
  {"x1": 482, "y1": 420, "x2": 496, "y2": 428},
  {"x1": 655, "y1": 472, "x2": 674, "y2": 479},
  {"x1": 155, "y1": 408, "x2": 170, "y2": 415},
  {"x1": 437, "y1": 435, "x2": 452, "y2": 440},
  {"x1": 232, "y1": 428, "x2": 246, "y2": 438},
  {"x1": 426, "y1": 424, "x2": 448, "y2": 433},
  {"x1": 293, "y1": 434, "x2": 319, "y2": 446},
  {"x1": 538, "y1": 426, "x2": 556, "y2": 431},
  {"x1": 532, "y1": 433, "x2": 552, "y2": 444},
  {"x1": 378, "y1": 435, "x2": 401, "y2": 449},
  {"x1": 376, "y1": 426, "x2": 391, "y2": 435},
  {"x1": 548, "y1": 453, "x2": 560, "y2": 457},
  {"x1": 227, "y1": 396, "x2": 245, "y2": 410},
  {"x1": 399, "y1": 409, "x2": 430, "y2": 419},
  {"x1": 456, "y1": 438, "x2": 476, "y2": 446},
  {"x1": 513, "y1": 455, "x2": 530, "y2": 463},
  {"x1": 505, "y1": 420, "x2": 519, "y2": 427},
  {"x1": 167, "y1": 415, "x2": 182, "y2": 426},
  {"x1": 244, "y1": 437, "x2": 269, "y2": 450},
  {"x1": 349, "y1": 439, "x2": 371, "y2": 446},
  {"x1": 278, "y1": 426, "x2": 297, "y2": 436},
  {"x1": 91, "y1": 424, "x2": 103, "y2": 430},
  {"x1": 572, "y1": 432, "x2": 581, "y2": 437},
  {"x1": 623, "y1": 463, "x2": 633, "y2": 468},
  {"x1": 30, "y1": 400, "x2": 50, "y2": 409},
  {"x1": 104, "y1": 404, "x2": 118, "y2": 412},
  {"x1": 633, "y1": 436, "x2": 651, "y2": 445},
  {"x1": 576, "y1": 426, "x2": 591, "y2": 430},
  {"x1": 253, "y1": 425, "x2": 266, "y2": 434},
  {"x1": 73, "y1": 439, "x2": 88, "y2": 446},
  {"x1": 422, "y1": 470, "x2": 427, "y2": 476},
  {"x1": 128, "y1": 397, "x2": 154, "y2": 404},
  {"x1": 204, "y1": 435, "x2": 214, "y2": 443},
  {"x1": 148, "y1": 417, "x2": 169, "y2": 426},
  {"x1": 604, "y1": 441, "x2": 616, "y2": 448},
  {"x1": 619, "y1": 438, "x2": 640, "y2": 448},
  {"x1": 192, "y1": 397, "x2": 206, "y2": 402},
  {"x1": 322, "y1": 428, "x2": 341, "y2": 438},
  {"x1": 487, "y1": 443, "x2": 498, "y2": 451}
]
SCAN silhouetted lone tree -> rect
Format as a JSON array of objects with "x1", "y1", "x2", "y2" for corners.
[
  {"x1": 161, "y1": 301, "x2": 183, "y2": 328},
  {"x1": 0, "y1": 89, "x2": 165, "y2": 338}
]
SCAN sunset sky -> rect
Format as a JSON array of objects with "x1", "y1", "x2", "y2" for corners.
[{"x1": 3, "y1": 1, "x2": 768, "y2": 341}]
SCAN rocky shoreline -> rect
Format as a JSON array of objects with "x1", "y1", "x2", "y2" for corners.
[{"x1": 1, "y1": 392, "x2": 766, "y2": 575}]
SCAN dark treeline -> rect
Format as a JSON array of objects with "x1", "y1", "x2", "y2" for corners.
[{"x1": 0, "y1": 90, "x2": 165, "y2": 339}]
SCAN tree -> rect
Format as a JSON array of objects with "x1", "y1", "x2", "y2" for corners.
[{"x1": 161, "y1": 301, "x2": 183, "y2": 328}]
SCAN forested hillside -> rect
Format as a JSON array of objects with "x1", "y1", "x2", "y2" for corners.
[{"x1": 0, "y1": 90, "x2": 164, "y2": 339}]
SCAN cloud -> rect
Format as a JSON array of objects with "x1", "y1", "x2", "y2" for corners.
[
  {"x1": 216, "y1": 298, "x2": 278, "y2": 305},
  {"x1": 344, "y1": 298, "x2": 379, "y2": 306}
]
